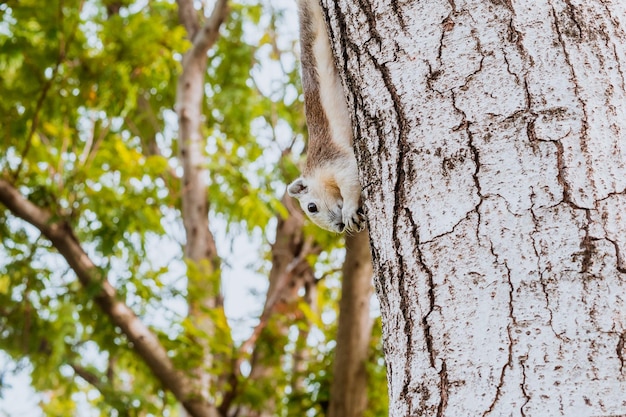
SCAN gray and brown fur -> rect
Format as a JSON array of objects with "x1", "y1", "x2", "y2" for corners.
[
  {"x1": 298, "y1": 0, "x2": 346, "y2": 173},
  {"x1": 288, "y1": 0, "x2": 365, "y2": 233}
]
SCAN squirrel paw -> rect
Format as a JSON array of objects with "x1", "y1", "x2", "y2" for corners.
[{"x1": 342, "y1": 205, "x2": 366, "y2": 233}]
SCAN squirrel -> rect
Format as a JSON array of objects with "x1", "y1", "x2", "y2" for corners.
[{"x1": 288, "y1": 0, "x2": 365, "y2": 233}]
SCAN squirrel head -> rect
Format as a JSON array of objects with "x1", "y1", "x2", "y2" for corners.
[{"x1": 288, "y1": 176, "x2": 345, "y2": 233}]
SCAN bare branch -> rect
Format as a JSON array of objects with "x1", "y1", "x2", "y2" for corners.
[
  {"x1": 0, "y1": 178, "x2": 219, "y2": 417},
  {"x1": 176, "y1": 0, "x2": 200, "y2": 40},
  {"x1": 70, "y1": 363, "x2": 103, "y2": 389},
  {"x1": 176, "y1": 0, "x2": 228, "y2": 61},
  {"x1": 191, "y1": 0, "x2": 229, "y2": 60},
  {"x1": 173, "y1": 0, "x2": 231, "y2": 411}
]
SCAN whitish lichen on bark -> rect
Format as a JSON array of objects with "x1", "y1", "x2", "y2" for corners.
[{"x1": 325, "y1": 0, "x2": 626, "y2": 415}]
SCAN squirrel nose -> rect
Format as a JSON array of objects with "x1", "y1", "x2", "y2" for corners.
[{"x1": 338, "y1": 222, "x2": 345, "y2": 232}]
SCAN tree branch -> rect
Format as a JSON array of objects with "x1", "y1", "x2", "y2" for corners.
[
  {"x1": 70, "y1": 363, "x2": 103, "y2": 389},
  {"x1": 0, "y1": 178, "x2": 218, "y2": 417},
  {"x1": 176, "y1": 0, "x2": 200, "y2": 40},
  {"x1": 191, "y1": 0, "x2": 229, "y2": 60},
  {"x1": 173, "y1": 0, "x2": 231, "y2": 412},
  {"x1": 176, "y1": 0, "x2": 229, "y2": 61}
]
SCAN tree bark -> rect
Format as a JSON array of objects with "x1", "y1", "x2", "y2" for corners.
[
  {"x1": 328, "y1": 230, "x2": 373, "y2": 417},
  {"x1": 175, "y1": 0, "x2": 228, "y2": 411},
  {"x1": 176, "y1": 0, "x2": 227, "y2": 299},
  {"x1": 324, "y1": 0, "x2": 626, "y2": 415}
]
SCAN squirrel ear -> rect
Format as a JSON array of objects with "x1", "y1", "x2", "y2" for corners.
[{"x1": 288, "y1": 178, "x2": 308, "y2": 197}]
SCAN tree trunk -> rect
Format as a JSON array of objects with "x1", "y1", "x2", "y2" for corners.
[
  {"x1": 325, "y1": 0, "x2": 626, "y2": 415},
  {"x1": 231, "y1": 194, "x2": 319, "y2": 417},
  {"x1": 328, "y1": 230, "x2": 373, "y2": 417},
  {"x1": 176, "y1": 0, "x2": 227, "y2": 309},
  {"x1": 175, "y1": 0, "x2": 228, "y2": 414}
]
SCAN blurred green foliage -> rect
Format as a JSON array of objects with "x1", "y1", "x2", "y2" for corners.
[{"x1": 0, "y1": 0, "x2": 386, "y2": 415}]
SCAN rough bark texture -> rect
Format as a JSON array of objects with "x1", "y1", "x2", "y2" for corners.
[
  {"x1": 323, "y1": 0, "x2": 626, "y2": 415},
  {"x1": 328, "y1": 230, "x2": 373, "y2": 417},
  {"x1": 0, "y1": 179, "x2": 217, "y2": 417},
  {"x1": 176, "y1": 0, "x2": 227, "y2": 296},
  {"x1": 175, "y1": 0, "x2": 228, "y2": 413}
]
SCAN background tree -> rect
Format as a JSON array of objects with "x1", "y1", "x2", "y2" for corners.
[
  {"x1": 328, "y1": 231, "x2": 374, "y2": 417},
  {"x1": 175, "y1": 0, "x2": 227, "y2": 412},
  {"x1": 323, "y1": 0, "x2": 626, "y2": 415},
  {"x1": 0, "y1": 0, "x2": 385, "y2": 416}
]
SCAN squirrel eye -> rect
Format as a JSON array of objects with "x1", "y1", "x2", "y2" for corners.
[{"x1": 307, "y1": 203, "x2": 318, "y2": 213}]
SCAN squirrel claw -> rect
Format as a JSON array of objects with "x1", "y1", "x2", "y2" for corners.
[{"x1": 342, "y1": 206, "x2": 366, "y2": 233}]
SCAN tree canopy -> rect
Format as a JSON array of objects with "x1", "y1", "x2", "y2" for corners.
[{"x1": 0, "y1": 0, "x2": 386, "y2": 415}]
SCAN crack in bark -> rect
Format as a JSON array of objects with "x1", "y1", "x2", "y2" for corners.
[
  {"x1": 617, "y1": 331, "x2": 626, "y2": 374},
  {"x1": 501, "y1": 49, "x2": 520, "y2": 85},
  {"x1": 355, "y1": 0, "x2": 384, "y2": 51},
  {"x1": 466, "y1": 124, "x2": 483, "y2": 200},
  {"x1": 604, "y1": 236, "x2": 626, "y2": 274},
  {"x1": 525, "y1": 115, "x2": 538, "y2": 145},
  {"x1": 596, "y1": 187, "x2": 626, "y2": 201},
  {"x1": 579, "y1": 209, "x2": 595, "y2": 273},
  {"x1": 328, "y1": 2, "x2": 363, "y2": 137},
  {"x1": 389, "y1": 0, "x2": 407, "y2": 31},
  {"x1": 436, "y1": 360, "x2": 449, "y2": 417},
  {"x1": 395, "y1": 210, "x2": 413, "y2": 406},
  {"x1": 507, "y1": 15, "x2": 534, "y2": 68},
  {"x1": 450, "y1": 90, "x2": 483, "y2": 203},
  {"x1": 407, "y1": 210, "x2": 437, "y2": 370},
  {"x1": 529, "y1": 196, "x2": 566, "y2": 341},
  {"x1": 519, "y1": 354, "x2": 530, "y2": 417},
  {"x1": 437, "y1": 14, "x2": 454, "y2": 64},
  {"x1": 610, "y1": 42, "x2": 626, "y2": 97},
  {"x1": 406, "y1": 210, "x2": 441, "y2": 414},
  {"x1": 459, "y1": 39, "x2": 486, "y2": 92},
  {"x1": 420, "y1": 207, "x2": 477, "y2": 245},
  {"x1": 596, "y1": 188, "x2": 626, "y2": 274},
  {"x1": 538, "y1": 274, "x2": 565, "y2": 341},
  {"x1": 562, "y1": 0, "x2": 583, "y2": 38},
  {"x1": 597, "y1": 2, "x2": 626, "y2": 92},
  {"x1": 447, "y1": 0, "x2": 456, "y2": 13},
  {"x1": 363, "y1": 40, "x2": 410, "y2": 312},
  {"x1": 352, "y1": 6, "x2": 415, "y2": 398},
  {"x1": 550, "y1": 5, "x2": 596, "y2": 205},
  {"x1": 553, "y1": 140, "x2": 574, "y2": 206},
  {"x1": 425, "y1": 60, "x2": 446, "y2": 97},
  {"x1": 520, "y1": 76, "x2": 541, "y2": 149},
  {"x1": 482, "y1": 251, "x2": 514, "y2": 417}
]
